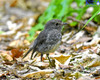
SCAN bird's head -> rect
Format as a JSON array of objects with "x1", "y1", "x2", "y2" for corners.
[{"x1": 45, "y1": 19, "x2": 67, "y2": 31}]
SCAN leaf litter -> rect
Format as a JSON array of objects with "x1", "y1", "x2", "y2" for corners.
[{"x1": 0, "y1": 0, "x2": 100, "y2": 80}]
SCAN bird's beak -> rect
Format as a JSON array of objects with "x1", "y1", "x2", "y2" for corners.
[{"x1": 61, "y1": 22, "x2": 67, "y2": 25}]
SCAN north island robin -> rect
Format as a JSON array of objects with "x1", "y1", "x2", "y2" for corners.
[{"x1": 23, "y1": 19, "x2": 67, "y2": 66}]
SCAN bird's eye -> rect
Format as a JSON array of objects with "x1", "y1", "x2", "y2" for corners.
[{"x1": 56, "y1": 23, "x2": 59, "y2": 26}]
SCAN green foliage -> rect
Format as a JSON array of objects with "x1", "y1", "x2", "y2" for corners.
[
  {"x1": 0, "y1": 31, "x2": 4, "y2": 34},
  {"x1": 28, "y1": 0, "x2": 100, "y2": 41},
  {"x1": 81, "y1": 9, "x2": 100, "y2": 31},
  {"x1": 28, "y1": 0, "x2": 73, "y2": 41},
  {"x1": 94, "y1": 14, "x2": 100, "y2": 23}
]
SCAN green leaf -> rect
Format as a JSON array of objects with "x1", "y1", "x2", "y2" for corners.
[
  {"x1": 28, "y1": 0, "x2": 100, "y2": 41},
  {"x1": 94, "y1": 15, "x2": 100, "y2": 23},
  {"x1": 0, "y1": 31, "x2": 4, "y2": 34},
  {"x1": 28, "y1": 0, "x2": 73, "y2": 41},
  {"x1": 75, "y1": 0, "x2": 85, "y2": 7},
  {"x1": 80, "y1": 9, "x2": 100, "y2": 30}
]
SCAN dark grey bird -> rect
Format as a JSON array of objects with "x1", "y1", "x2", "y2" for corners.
[{"x1": 23, "y1": 19, "x2": 67, "y2": 66}]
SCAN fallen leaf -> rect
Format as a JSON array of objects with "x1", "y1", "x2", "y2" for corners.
[
  {"x1": 91, "y1": 69, "x2": 100, "y2": 77},
  {"x1": 10, "y1": 49, "x2": 23, "y2": 58},
  {"x1": 22, "y1": 69, "x2": 53, "y2": 78},
  {"x1": 34, "y1": 62, "x2": 49, "y2": 68},
  {"x1": 78, "y1": 76, "x2": 95, "y2": 80},
  {"x1": 82, "y1": 46, "x2": 91, "y2": 50},
  {"x1": 9, "y1": 40, "x2": 30, "y2": 49},
  {"x1": 0, "y1": 51, "x2": 13, "y2": 61},
  {"x1": 51, "y1": 54, "x2": 72, "y2": 69},
  {"x1": 51, "y1": 54, "x2": 72, "y2": 64}
]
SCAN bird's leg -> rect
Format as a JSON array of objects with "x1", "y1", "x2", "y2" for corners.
[
  {"x1": 46, "y1": 54, "x2": 53, "y2": 67},
  {"x1": 23, "y1": 48, "x2": 33, "y2": 59},
  {"x1": 31, "y1": 50, "x2": 35, "y2": 59},
  {"x1": 41, "y1": 53, "x2": 43, "y2": 61},
  {"x1": 34, "y1": 52, "x2": 38, "y2": 58},
  {"x1": 34, "y1": 53, "x2": 43, "y2": 61}
]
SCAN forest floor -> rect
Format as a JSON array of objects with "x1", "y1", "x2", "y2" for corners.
[{"x1": 0, "y1": 0, "x2": 100, "y2": 80}]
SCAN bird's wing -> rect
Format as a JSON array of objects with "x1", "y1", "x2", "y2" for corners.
[
  {"x1": 35, "y1": 30, "x2": 47, "y2": 47},
  {"x1": 23, "y1": 30, "x2": 47, "y2": 59}
]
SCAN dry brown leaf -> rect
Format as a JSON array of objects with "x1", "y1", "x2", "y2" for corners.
[
  {"x1": 67, "y1": 31, "x2": 85, "y2": 44},
  {"x1": 9, "y1": 40, "x2": 30, "y2": 49},
  {"x1": 10, "y1": 0, "x2": 17, "y2": 7},
  {"x1": 84, "y1": 34, "x2": 100, "y2": 46},
  {"x1": 82, "y1": 46, "x2": 91, "y2": 50},
  {"x1": 10, "y1": 49, "x2": 23, "y2": 58},
  {"x1": 85, "y1": 26, "x2": 97, "y2": 34},
  {"x1": 78, "y1": 76, "x2": 95, "y2": 80},
  {"x1": 51, "y1": 54, "x2": 72, "y2": 69},
  {"x1": 87, "y1": 56, "x2": 100, "y2": 67},
  {"x1": 0, "y1": 72, "x2": 9, "y2": 78},
  {"x1": 91, "y1": 69, "x2": 100, "y2": 77},
  {"x1": 51, "y1": 54, "x2": 72, "y2": 64},
  {"x1": 34, "y1": 62, "x2": 49, "y2": 68},
  {"x1": 78, "y1": 53, "x2": 100, "y2": 67},
  {"x1": 22, "y1": 69, "x2": 53, "y2": 78},
  {"x1": 59, "y1": 64, "x2": 73, "y2": 69},
  {"x1": 95, "y1": 76, "x2": 100, "y2": 80},
  {"x1": 0, "y1": 51, "x2": 13, "y2": 61}
]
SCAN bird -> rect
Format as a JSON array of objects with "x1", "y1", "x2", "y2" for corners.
[{"x1": 23, "y1": 19, "x2": 67, "y2": 66}]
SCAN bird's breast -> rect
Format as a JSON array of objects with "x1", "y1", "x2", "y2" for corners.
[{"x1": 50, "y1": 40, "x2": 61, "y2": 52}]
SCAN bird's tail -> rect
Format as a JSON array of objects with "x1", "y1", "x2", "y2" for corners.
[{"x1": 22, "y1": 48, "x2": 33, "y2": 59}]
